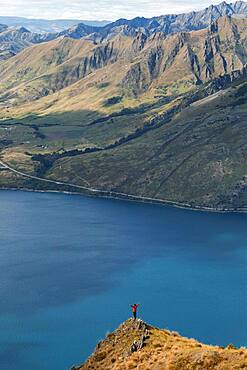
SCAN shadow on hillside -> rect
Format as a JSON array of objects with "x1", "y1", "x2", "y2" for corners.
[
  {"x1": 1, "y1": 109, "x2": 103, "y2": 127},
  {"x1": 1, "y1": 95, "x2": 172, "y2": 128}
]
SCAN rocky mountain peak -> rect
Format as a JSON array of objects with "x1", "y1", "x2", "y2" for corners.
[
  {"x1": 74, "y1": 319, "x2": 247, "y2": 370},
  {"x1": 15, "y1": 26, "x2": 30, "y2": 33}
]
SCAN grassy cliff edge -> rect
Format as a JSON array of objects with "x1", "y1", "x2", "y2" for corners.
[{"x1": 74, "y1": 319, "x2": 247, "y2": 370}]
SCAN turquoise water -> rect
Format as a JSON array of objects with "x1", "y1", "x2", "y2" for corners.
[{"x1": 1, "y1": 190, "x2": 247, "y2": 369}]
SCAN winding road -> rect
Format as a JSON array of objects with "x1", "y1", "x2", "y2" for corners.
[
  {"x1": 0, "y1": 159, "x2": 104, "y2": 194},
  {"x1": 0, "y1": 158, "x2": 197, "y2": 209}
]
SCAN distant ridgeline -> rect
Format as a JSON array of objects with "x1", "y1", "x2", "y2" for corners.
[{"x1": 1, "y1": 1, "x2": 247, "y2": 59}]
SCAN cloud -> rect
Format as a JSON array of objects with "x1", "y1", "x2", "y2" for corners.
[{"x1": 0, "y1": 0, "x2": 219, "y2": 20}]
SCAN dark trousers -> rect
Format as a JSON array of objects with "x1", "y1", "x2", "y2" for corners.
[{"x1": 133, "y1": 311, "x2": 136, "y2": 319}]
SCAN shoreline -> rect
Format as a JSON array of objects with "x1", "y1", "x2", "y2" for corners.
[
  {"x1": 1, "y1": 185, "x2": 247, "y2": 214},
  {"x1": 1, "y1": 158, "x2": 246, "y2": 214}
]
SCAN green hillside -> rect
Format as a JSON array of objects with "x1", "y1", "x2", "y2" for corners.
[{"x1": 1, "y1": 16, "x2": 247, "y2": 210}]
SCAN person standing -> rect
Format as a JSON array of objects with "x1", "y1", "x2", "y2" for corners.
[{"x1": 131, "y1": 303, "x2": 140, "y2": 320}]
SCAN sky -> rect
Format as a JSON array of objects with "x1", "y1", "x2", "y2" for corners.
[{"x1": 0, "y1": 0, "x2": 222, "y2": 20}]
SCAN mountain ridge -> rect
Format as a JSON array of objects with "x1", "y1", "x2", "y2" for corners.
[
  {"x1": 73, "y1": 319, "x2": 247, "y2": 370},
  {"x1": 59, "y1": 1, "x2": 247, "y2": 39},
  {"x1": 3, "y1": 1, "x2": 247, "y2": 61},
  {"x1": 0, "y1": 24, "x2": 56, "y2": 60},
  {"x1": 0, "y1": 16, "x2": 110, "y2": 33},
  {"x1": 1, "y1": 16, "x2": 246, "y2": 106}
]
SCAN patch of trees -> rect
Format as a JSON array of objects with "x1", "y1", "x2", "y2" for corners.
[
  {"x1": 32, "y1": 147, "x2": 101, "y2": 176},
  {"x1": 103, "y1": 95, "x2": 122, "y2": 106}
]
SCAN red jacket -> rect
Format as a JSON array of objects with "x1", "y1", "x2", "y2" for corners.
[{"x1": 131, "y1": 304, "x2": 139, "y2": 313}]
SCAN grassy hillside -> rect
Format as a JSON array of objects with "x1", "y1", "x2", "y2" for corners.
[
  {"x1": 74, "y1": 319, "x2": 247, "y2": 370},
  {"x1": 1, "y1": 16, "x2": 247, "y2": 209},
  {"x1": 37, "y1": 78, "x2": 247, "y2": 210},
  {"x1": 1, "y1": 16, "x2": 247, "y2": 109}
]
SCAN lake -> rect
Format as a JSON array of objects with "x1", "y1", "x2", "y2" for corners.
[{"x1": 0, "y1": 190, "x2": 247, "y2": 370}]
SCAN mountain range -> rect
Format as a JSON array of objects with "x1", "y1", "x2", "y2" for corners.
[
  {"x1": 0, "y1": 25, "x2": 56, "y2": 60},
  {"x1": 0, "y1": 16, "x2": 110, "y2": 33},
  {"x1": 1, "y1": 15, "x2": 247, "y2": 104},
  {"x1": 61, "y1": 0, "x2": 247, "y2": 38},
  {"x1": 2, "y1": 1, "x2": 247, "y2": 59},
  {"x1": 1, "y1": 2, "x2": 247, "y2": 210}
]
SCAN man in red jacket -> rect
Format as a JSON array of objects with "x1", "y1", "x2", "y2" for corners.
[{"x1": 131, "y1": 303, "x2": 140, "y2": 320}]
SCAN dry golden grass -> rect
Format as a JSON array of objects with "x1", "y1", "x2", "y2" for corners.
[
  {"x1": 74, "y1": 319, "x2": 247, "y2": 370},
  {"x1": 2, "y1": 15, "x2": 247, "y2": 123},
  {"x1": 1, "y1": 148, "x2": 36, "y2": 174}
]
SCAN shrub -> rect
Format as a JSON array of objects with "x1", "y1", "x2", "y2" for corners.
[
  {"x1": 94, "y1": 351, "x2": 107, "y2": 361},
  {"x1": 103, "y1": 96, "x2": 122, "y2": 106}
]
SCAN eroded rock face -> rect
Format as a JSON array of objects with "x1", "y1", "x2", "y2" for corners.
[
  {"x1": 72, "y1": 319, "x2": 153, "y2": 370},
  {"x1": 3, "y1": 15, "x2": 247, "y2": 104},
  {"x1": 120, "y1": 16, "x2": 247, "y2": 96}
]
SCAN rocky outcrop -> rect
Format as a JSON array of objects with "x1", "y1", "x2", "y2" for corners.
[{"x1": 73, "y1": 319, "x2": 247, "y2": 370}]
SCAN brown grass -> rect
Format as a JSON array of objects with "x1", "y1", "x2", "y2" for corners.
[{"x1": 74, "y1": 319, "x2": 247, "y2": 370}]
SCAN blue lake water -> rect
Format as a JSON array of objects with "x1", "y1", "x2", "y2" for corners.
[{"x1": 1, "y1": 190, "x2": 247, "y2": 369}]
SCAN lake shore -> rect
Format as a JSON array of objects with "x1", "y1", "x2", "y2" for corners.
[
  {"x1": 1, "y1": 184, "x2": 247, "y2": 214},
  {"x1": 1, "y1": 158, "x2": 246, "y2": 214}
]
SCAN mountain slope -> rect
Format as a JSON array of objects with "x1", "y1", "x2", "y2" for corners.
[
  {"x1": 74, "y1": 319, "x2": 247, "y2": 370},
  {"x1": 1, "y1": 68, "x2": 247, "y2": 210},
  {"x1": 0, "y1": 24, "x2": 56, "y2": 60},
  {"x1": 2, "y1": 16, "x2": 247, "y2": 209},
  {"x1": 37, "y1": 76, "x2": 247, "y2": 211},
  {"x1": 1, "y1": 16, "x2": 247, "y2": 108}
]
